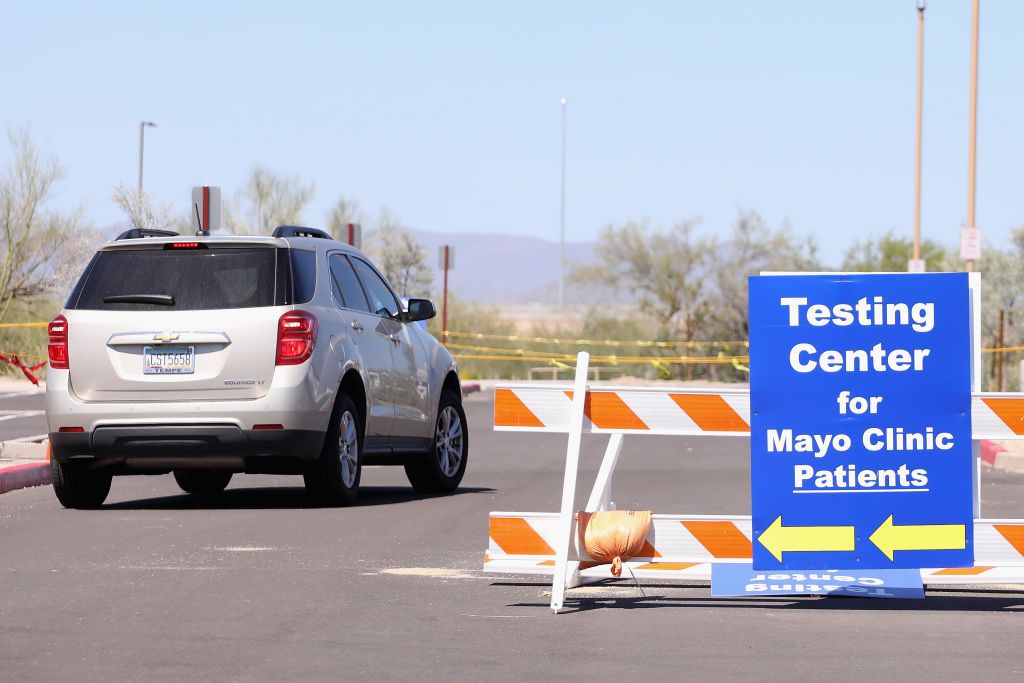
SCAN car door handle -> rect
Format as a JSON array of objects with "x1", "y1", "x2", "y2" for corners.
[{"x1": 351, "y1": 320, "x2": 363, "y2": 333}]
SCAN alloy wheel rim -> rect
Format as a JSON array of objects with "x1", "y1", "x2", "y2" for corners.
[
  {"x1": 435, "y1": 406, "x2": 464, "y2": 477},
  {"x1": 337, "y1": 410, "x2": 359, "y2": 488}
]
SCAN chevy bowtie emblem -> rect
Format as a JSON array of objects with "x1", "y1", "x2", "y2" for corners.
[{"x1": 153, "y1": 331, "x2": 180, "y2": 342}]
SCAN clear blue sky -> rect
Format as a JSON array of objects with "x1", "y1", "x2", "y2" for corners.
[{"x1": 2, "y1": 1, "x2": 1022, "y2": 266}]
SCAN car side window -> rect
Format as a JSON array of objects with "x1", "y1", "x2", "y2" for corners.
[
  {"x1": 351, "y1": 257, "x2": 400, "y2": 318},
  {"x1": 329, "y1": 254, "x2": 371, "y2": 313}
]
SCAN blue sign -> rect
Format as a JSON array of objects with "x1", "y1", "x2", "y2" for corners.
[
  {"x1": 711, "y1": 563, "x2": 924, "y2": 599},
  {"x1": 749, "y1": 273, "x2": 973, "y2": 570}
]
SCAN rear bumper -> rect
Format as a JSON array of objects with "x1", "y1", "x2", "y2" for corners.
[{"x1": 50, "y1": 425, "x2": 325, "y2": 470}]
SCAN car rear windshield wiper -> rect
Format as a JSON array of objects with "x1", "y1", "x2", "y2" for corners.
[{"x1": 102, "y1": 294, "x2": 175, "y2": 306}]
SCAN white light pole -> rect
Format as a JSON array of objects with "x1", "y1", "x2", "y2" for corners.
[
  {"x1": 965, "y1": 0, "x2": 980, "y2": 273},
  {"x1": 138, "y1": 121, "x2": 157, "y2": 194},
  {"x1": 911, "y1": 0, "x2": 926, "y2": 269},
  {"x1": 559, "y1": 97, "x2": 567, "y2": 308}
]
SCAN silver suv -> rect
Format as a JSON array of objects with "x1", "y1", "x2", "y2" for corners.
[{"x1": 46, "y1": 226, "x2": 468, "y2": 508}]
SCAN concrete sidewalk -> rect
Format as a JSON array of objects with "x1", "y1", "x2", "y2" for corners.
[{"x1": 0, "y1": 440, "x2": 50, "y2": 494}]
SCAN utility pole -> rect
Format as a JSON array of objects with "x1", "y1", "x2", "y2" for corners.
[
  {"x1": 965, "y1": 0, "x2": 980, "y2": 273},
  {"x1": 559, "y1": 97, "x2": 567, "y2": 308},
  {"x1": 138, "y1": 121, "x2": 157, "y2": 194}
]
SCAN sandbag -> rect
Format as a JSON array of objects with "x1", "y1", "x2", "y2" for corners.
[{"x1": 577, "y1": 510, "x2": 653, "y2": 577}]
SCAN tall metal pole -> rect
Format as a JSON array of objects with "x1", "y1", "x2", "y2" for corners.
[
  {"x1": 138, "y1": 122, "x2": 145, "y2": 194},
  {"x1": 913, "y1": 1, "x2": 926, "y2": 264},
  {"x1": 559, "y1": 97, "x2": 567, "y2": 308},
  {"x1": 966, "y1": 0, "x2": 980, "y2": 273},
  {"x1": 138, "y1": 121, "x2": 156, "y2": 194}
]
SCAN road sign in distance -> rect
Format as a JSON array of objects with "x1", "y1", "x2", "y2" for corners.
[
  {"x1": 190, "y1": 186, "x2": 221, "y2": 231},
  {"x1": 960, "y1": 227, "x2": 981, "y2": 261},
  {"x1": 439, "y1": 244, "x2": 454, "y2": 270}
]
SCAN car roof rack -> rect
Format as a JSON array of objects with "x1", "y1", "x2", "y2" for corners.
[
  {"x1": 272, "y1": 225, "x2": 332, "y2": 240},
  {"x1": 115, "y1": 228, "x2": 180, "y2": 240}
]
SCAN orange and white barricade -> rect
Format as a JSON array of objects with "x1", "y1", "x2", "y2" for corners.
[{"x1": 484, "y1": 352, "x2": 1024, "y2": 613}]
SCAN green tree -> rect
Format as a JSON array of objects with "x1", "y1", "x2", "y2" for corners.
[
  {"x1": 326, "y1": 196, "x2": 364, "y2": 242},
  {"x1": 111, "y1": 184, "x2": 177, "y2": 231},
  {"x1": 365, "y1": 210, "x2": 433, "y2": 298},
  {"x1": 427, "y1": 293, "x2": 517, "y2": 379},
  {"x1": 976, "y1": 229, "x2": 1024, "y2": 389},
  {"x1": 841, "y1": 229, "x2": 948, "y2": 272},
  {"x1": 706, "y1": 211, "x2": 820, "y2": 345},
  {"x1": 224, "y1": 166, "x2": 314, "y2": 235},
  {"x1": 572, "y1": 219, "x2": 713, "y2": 341},
  {"x1": 0, "y1": 130, "x2": 86, "y2": 321}
]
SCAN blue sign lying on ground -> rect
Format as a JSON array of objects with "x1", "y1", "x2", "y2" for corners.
[
  {"x1": 749, "y1": 273, "x2": 973, "y2": 570},
  {"x1": 712, "y1": 563, "x2": 925, "y2": 599}
]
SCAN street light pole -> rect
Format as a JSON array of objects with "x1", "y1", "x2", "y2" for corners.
[
  {"x1": 912, "y1": 1, "x2": 926, "y2": 266},
  {"x1": 559, "y1": 97, "x2": 567, "y2": 308},
  {"x1": 138, "y1": 121, "x2": 157, "y2": 194},
  {"x1": 965, "y1": 0, "x2": 980, "y2": 273}
]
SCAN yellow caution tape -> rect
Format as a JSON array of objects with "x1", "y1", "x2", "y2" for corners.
[
  {"x1": 444, "y1": 330, "x2": 748, "y2": 349},
  {"x1": 0, "y1": 351, "x2": 47, "y2": 360},
  {"x1": 451, "y1": 353, "x2": 746, "y2": 365}
]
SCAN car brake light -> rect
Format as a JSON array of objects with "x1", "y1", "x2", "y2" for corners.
[
  {"x1": 165, "y1": 241, "x2": 205, "y2": 249},
  {"x1": 48, "y1": 314, "x2": 69, "y2": 369},
  {"x1": 276, "y1": 310, "x2": 318, "y2": 365}
]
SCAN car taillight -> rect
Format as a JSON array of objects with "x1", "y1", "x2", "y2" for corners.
[
  {"x1": 276, "y1": 310, "x2": 318, "y2": 366},
  {"x1": 48, "y1": 314, "x2": 69, "y2": 370}
]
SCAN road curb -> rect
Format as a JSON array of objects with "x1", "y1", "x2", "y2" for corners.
[
  {"x1": 0, "y1": 461, "x2": 50, "y2": 495},
  {"x1": 983, "y1": 440, "x2": 1024, "y2": 474}
]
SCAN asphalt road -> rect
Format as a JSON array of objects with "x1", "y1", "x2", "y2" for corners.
[
  {"x1": 2, "y1": 392, "x2": 1024, "y2": 681},
  {"x1": 0, "y1": 388, "x2": 45, "y2": 441}
]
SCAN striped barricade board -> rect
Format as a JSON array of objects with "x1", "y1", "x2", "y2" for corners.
[
  {"x1": 483, "y1": 512, "x2": 1024, "y2": 585},
  {"x1": 487, "y1": 372, "x2": 1024, "y2": 610},
  {"x1": 494, "y1": 384, "x2": 1024, "y2": 440}
]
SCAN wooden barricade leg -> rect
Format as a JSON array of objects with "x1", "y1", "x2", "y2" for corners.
[
  {"x1": 565, "y1": 433, "x2": 626, "y2": 590},
  {"x1": 550, "y1": 352, "x2": 590, "y2": 613}
]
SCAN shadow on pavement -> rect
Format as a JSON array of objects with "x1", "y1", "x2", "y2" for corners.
[
  {"x1": 102, "y1": 485, "x2": 495, "y2": 510},
  {"x1": 506, "y1": 586, "x2": 1024, "y2": 613}
]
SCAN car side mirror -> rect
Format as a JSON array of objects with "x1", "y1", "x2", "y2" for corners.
[{"x1": 401, "y1": 298, "x2": 436, "y2": 323}]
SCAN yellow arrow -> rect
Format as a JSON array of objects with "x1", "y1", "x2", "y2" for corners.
[
  {"x1": 869, "y1": 515, "x2": 967, "y2": 561},
  {"x1": 757, "y1": 516, "x2": 856, "y2": 562}
]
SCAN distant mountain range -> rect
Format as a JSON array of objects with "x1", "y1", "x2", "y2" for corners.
[
  {"x1": 100, "y1": 221, "x2": 598, "y2": 305},
  {"x1": 407, "y1": 228, "x2": 601, "y2": 305}
]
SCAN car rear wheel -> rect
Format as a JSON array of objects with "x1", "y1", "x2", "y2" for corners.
[
  {"x1": 304, "y1": 393, "x2": 361, "y2": 506},
  {"x1": 173, "y1": 470, "x2": 233, "y2": 496},
  {"x1": 405, "y1": 390, "x2": 468, "y2": 494},
  {"x1": 51, "y1": 460, "x2": 112, "y2": 509}
]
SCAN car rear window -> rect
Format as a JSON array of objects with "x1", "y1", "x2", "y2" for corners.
[
  {"x1": 69, "y1": 247, "x2": 287, "y2": 311},
  {"x1": 290, "y1": 249, "x2": 317, "y2": 303}
]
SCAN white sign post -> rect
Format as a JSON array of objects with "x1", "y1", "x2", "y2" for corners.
[
  {"x1": 960, "y1": 227, "x2": 982, "y2": 261},
  {"x1": 190, "y1": 186, "x2": 222, "y2": 233}
]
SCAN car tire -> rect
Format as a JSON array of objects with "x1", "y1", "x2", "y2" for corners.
[
  {"x1": 51, "y1": 460, "x2": 112, "y2": 509},
  {"x1": 304, "y1": 392, "x2": 362, "y2": 506},
  {"x1": 405, "y1": 390, "x2": 468, "y2": 494},
  {"x1": 173, "y1": 470, "x2": 233, "y2": 496}
]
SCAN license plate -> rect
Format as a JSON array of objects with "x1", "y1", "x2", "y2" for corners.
[{"x1": 143, "y1": 345, "x2": 195, "y2": 374}]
